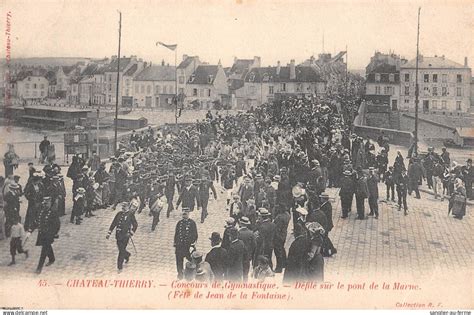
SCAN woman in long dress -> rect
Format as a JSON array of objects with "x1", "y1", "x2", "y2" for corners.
[{"x1": 449, "y1": 178, "x2": 467, "y2": 220}]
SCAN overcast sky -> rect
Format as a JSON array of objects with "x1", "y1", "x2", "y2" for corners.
[{"x1": 1, "y1": 0, "x2": 473, "y2": 70}]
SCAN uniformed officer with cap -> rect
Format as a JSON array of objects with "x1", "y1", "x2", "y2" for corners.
[
  {"x1": 106, "y1": 202, "x2": 138, "y2": 273},
  {"x1": 173, "y1": 207, "x2": 198, "y2": 279}
]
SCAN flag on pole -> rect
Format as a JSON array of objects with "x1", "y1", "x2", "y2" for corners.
[{"x1": 156, "y1": 41, "x2": 177, "y2": 51}]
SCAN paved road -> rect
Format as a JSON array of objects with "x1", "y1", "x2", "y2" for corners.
[{"x1": 0, "y1": 151, "x2": 472, "y2": 283}]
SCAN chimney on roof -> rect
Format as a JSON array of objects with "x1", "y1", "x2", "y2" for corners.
[
  {"x1": 234, "y1": 56, "x2": 238, "y2": 63},
  {"x1": 161, "y1": 59, "x2": 165, "y2": 66},
  {"x1": 253, "y1": 56, "x2": 261, "y2": 67},
  {"x1": 182, "y1": 54, "x2": 188, "y2": 61},
  {"x1": 290, "y1": 59, "x2": 296, "y2": 80},
  {"x1": 464, "y1": 57, "x2": 468, "y2": 67},
  {"x1": 276, "y1": 61, "x2": 281, "y2": 76}
]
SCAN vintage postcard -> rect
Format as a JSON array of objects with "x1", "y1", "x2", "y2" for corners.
[{"x1": 0, "y1": 0, "x2": 473, "y2": 311}]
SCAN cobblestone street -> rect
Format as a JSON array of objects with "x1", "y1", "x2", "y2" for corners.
[{"x1": 0, "y1": 157, "x2": 472, "y2": 283}]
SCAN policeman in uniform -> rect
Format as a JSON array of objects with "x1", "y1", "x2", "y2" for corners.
[
  {"x1": 173, "y1": 207, "x2": 198, "y2": 279},
  {"x1": 106, "y1": 202, "x2": 138, "y2": 273}
]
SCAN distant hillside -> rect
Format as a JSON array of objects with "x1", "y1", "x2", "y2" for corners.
[{"x1": 0, "y1": 57, "x2": 93, "y2": 67}]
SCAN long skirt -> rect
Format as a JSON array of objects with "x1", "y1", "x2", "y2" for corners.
[
  {"x1": 101, "y1": 183, "x2": 110, "y2": 207},
  {"x1": 94, "y1": 187, "x2": 103, "y2": 208},
  {"x1": 24, "y1": 201, "x2": 41, "y2": 230},
  {"x1": 0, "y1": 210, "x2": 5, "y2": 240}
]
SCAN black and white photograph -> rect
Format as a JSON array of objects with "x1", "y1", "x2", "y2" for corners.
[{"x1": 0, "y1": 0, "x2": 472, "y2": 311}]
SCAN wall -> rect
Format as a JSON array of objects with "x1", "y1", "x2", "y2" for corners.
[
  {"x1": 353, "y1": 100, "x2": 413, "y2": 147},
  {"x1": 365, "y1": 112, "x2": 390, "y2": 128},
  {"x1": 399, "y1": 113, "x2": 456, "y2": 140}
]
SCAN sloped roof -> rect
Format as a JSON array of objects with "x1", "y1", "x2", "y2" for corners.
[
  {"x1": 81, "y1": 64, "x2": 98, "y2": 76},
  {"x1": 62, "y1": 65, "x2": 76, "y2": 75},
  {"x1": 124, "y1": 64, "x2": 138, "y2": 76},
  {"x1": 402, "y1": 56, "x2": 467, "y2": 69},
  {"x1": 187, "y1": 65, "x2": 219, "y2": 84},
  {"x1": 229, "y1": 59, "x2": 254, "y2": 75},
  {"x1": 178, "y1": 56, "x2": 198, "y2": 69},
  {"x1": 228, "y1": 79, "x2": 245, "y2": 91},
  {"x1": 79, "y1": 76, "x2": 95, "y2": 84},
  {"x1": 244, "y1": 66, "x2": 323, "y2": 83},
  {"x1": 134, "y1": 65, "x2": 176, "y2": 81},
  {"x1": 93, "y1": 66, "x2": 107, "y2": 75},
  {"x1": 45, "y1": 70, "x2": 57, "y2": 84},
  {"x1": 103, "y1": 57, "x2": 132, "y2": 72}
]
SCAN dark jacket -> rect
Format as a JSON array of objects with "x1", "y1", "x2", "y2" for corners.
[
  {"x1": 319, "y1": 201, "x2": 334, "y2": 232},
  {"x1": 108, "y1": 211, "x2": 138, "y2": 241},
  {"x1": 283, "y1": 234, "x2": 310, "y2": 284},
  {"x1": 367, "y1": 174, "x2": 379, "y2": 199},
  {"x1": 177, "y1": 185, "x2": 201, "y2": 210},
  {"x1": 355, "y1": 175, "x2": 368, "y2": 198},
  {"x1": 226, "y1": 239, "x2": 246, "y2": 281},
  {"x1": 339, "y1": 175, "x2": 355, "y2": 196},
  {"x1": 205, "y1": 246, "x2": 228, "y2": 280},
  {"x1": 174, "y1": 218, "x2": 198, "y2": 248},
  {"x1": 273, "y1": 211, "x2": 290, "y2": 243},
  {"x1": 238, "y1": 227, "x2": 257, "y2": 262},
  {"x1": 256, "y1": 219, "x2": 276, "y2": 256},
  {"x1": 32, "y1": 201, "x2": 60, "y2": 246}
]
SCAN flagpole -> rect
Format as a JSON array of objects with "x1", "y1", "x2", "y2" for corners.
[
  {"x1": 175, "y1": 48, "x2": 178, "y2": 125},
  {"x1": 114, "y1": 11, "x2": 122, "y2": 154},
  {"x1": 414, "y1": 7, "x2": 421, "y2": 156}
]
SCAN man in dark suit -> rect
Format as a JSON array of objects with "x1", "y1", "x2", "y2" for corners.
[
  {"x1": 226, "y1": 228, "x2": 246, "y2": 282},
  {"x1": 205, "y1": 232, "x2": 228, "y2": 281},
  {"x1": 237, "y1": 217, "x2": 256, "y2": 282},
  {"x1": 165, "y1": 169, "x2": 176, "y2": 217},
  {"x1": 238, "y1": 176, "x2": 254, "y2": 214},
  {"x1": 106, "y1": 202, "x2": 138, "y2": 273},
  {"x1": 384, "y1": 166, "x2": 395, "y2": 201},
  {"x1": 255, "y1": 208, "x2": 275, "y2": 269},
  {"x1": 28, "y1": 196, "x2": 60, "y2": 274},
  {"x1": 318, "y1": 193, "x2": 337, "y2": 256},
  {"x1": 354, "y1": 168, "x2": 368, "y2": 220},
  {"x1": 173, "y1": 208, "x2": 198, "y2": 279},
  {"x1": 367, "y1": 167, "x2": 379, "y2": 219},
  {"x1": 396, "y1": 169, "x2": 409, "y2": 215},
  {"x1": 198, "y1": 174, "x2": 217, "y2": 223},
  {"x1": 176, "y1": 176, "x2": 201, "y2": 212},
  {"x1": 273, "y1": 205, "x2": 290, "y2": 273},
  {"x1": 339, "y1": 170, "x2": 355, "y2": 218}
]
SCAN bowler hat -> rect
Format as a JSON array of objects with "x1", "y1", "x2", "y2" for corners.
[
  {"x1": 343, "y1": 170, "x2": 352, "y2": 176},
  {"x1": 76, "y1": 187, "x2": 86, "y2": 194},
  {"x1": 209, "y1": 232, "x2": 222, "y2": 243},
  {"x1": 182, "y1": 207, "x2": 191, "y2": 213},
  {"x1": 258, "y1": 208, "x2": 271, "y2": 216}
]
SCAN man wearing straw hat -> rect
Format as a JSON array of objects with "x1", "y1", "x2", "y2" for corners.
[{"x1": 237, "y1": 216, "x2": 256, "y2": 282}]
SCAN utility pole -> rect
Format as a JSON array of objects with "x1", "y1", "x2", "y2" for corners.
[
  {"x1": 414, "y1": 7, "x2": 421, "y2": 156},
  {"x1": 113, "y1": 11, "x2": 122, "y2": 154}
]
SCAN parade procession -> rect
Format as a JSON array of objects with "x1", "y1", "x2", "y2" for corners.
[{"x1": 1, "y1": 91, "x2": 471, "y2": 284}]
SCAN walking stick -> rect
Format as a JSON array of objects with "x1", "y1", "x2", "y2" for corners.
[{"x1": 129, "y1": 234, "x2": 138, "y2": 255}]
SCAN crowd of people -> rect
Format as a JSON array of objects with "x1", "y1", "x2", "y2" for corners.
[{"x1": 0, "y1": 95, "x2": 471, "y2": 282}]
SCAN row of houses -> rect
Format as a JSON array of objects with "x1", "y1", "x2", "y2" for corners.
[
  {"x1": 7, "y1": 52, "x2": 359, "y2": 109},
  {"x1": 365, "y1": 51, "x2": 473, "y2": 113}
]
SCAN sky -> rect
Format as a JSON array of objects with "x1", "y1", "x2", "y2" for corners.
[{"x1": 1, "y1": 0, "x2": 473, "y2": 70}]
